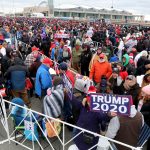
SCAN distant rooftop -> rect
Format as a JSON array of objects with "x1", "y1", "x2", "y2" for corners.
[{"x1": 55, "y1": 4, "x2": 130, "y2": 13}]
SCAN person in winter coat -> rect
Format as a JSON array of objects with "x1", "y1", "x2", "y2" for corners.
[
  {"x1": 89, "y1": 47, "x2": 107, "y2": 71},
  {"x1": 51, "y1": 42, "x2": 63, "y2": 63},
  {"x1": 106, "y1": 105, "x2": 143, "y2": 150},
  {"x1": 122, "y1": 54, "x2": 135, "y2": 75},
  {"x1": 134, "y1": 50, "x2": 148, "y2": 68},
  {"x1": 80, "y1": 44, "x2": 92, "y2": 76},
  {"x1": 62, "y1": 45, "x2": 71, "y2": 64},
  {"x1": 71, "y1": 40, "x2": 82, "y2": 72},
  {"x1": 35, "y1": 58, "x2": 53, "y2": 98},
  {"x1": 29, "y1": 54, "x2": 42, "y2": 78},
  {"x1": 125, "y1": 36, "x2": 137, "y2": 53},
  {"x1": 24, "y1": 46, "x2": 40, "y2": 69},
  {"x1": 119, "y1": 75, "x2": 141, "y2": 107},
  {"x1": 144, "y1": 59, "x2": 150, "y2": 73},
  {"x1": 107, "y1": 67, "x2": 123, "y2": 94},
  {"x1": 5, "y1": 57, "x2": 30, "y2": 107},
  {"x1": 89, "y1": 53, "x2": 112, "y2": 84},
  {"x1": 136, "y1": 56, "x2": 148, "y2": 76},
  {"x1": 117, "y1": 62, "x2": 128, "y2": 80},
  {"x1": 43, "y1": 76, "x2": 64, "y2": 118},
  {"x1": 59, "y1": 62, "x2": 75, "y2": 87},
  {"x1": 141, "y1": 70, "x2": 150, "y2": 88},
  {"x1": 138, "y1": 84, "x2": 150, "y2": 150},
  {"x1": 71, "y1": 86, "x2": 111, "y2": 150},
  {"x1": 1, "y1": 47, "x2": 13, "y2": 73}
]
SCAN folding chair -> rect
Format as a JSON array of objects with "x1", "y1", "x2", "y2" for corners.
[
  {"x1": 137, "y1": 123, "x2": 150, "y2": 147},
  {"x1": 11, "y1": 114, "x2": 25, "y2": 144},
  {"x1": 10, "y1": 98, "x2": 27, "y2": 144}
]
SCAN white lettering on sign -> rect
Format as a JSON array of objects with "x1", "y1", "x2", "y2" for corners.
[
  {"x1": 90, "y1": 94, "x2": 132, "y2": 116},
  {"x1": 112, "y1": 96, "x2": 122, "y2": 104},
  {"x1": 122, "y1": 97, "x2": 129, "y2": 105}
]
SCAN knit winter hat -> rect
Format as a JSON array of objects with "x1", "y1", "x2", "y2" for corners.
[
  {"x1": 75, "y1": 39, "x2": 81, "y2": 46},
  {"x1": 53, "y1": 76, "x2": 64, "y2": 87},
  {"x1": 129, "y1": 53, "x2": 134, "y2": 59},
  {"x1": 59, "y1": 62, "x2": 68, "y2": 71},
  {"x1": 32, "y1": 46, "x2": 39, "y2": 52},
  {"x1": 142, "y1": 84, "x2": 150, "y2": 95},
  {"x1": 87, "y1": 86, "x2": 97, "y2": 94}
]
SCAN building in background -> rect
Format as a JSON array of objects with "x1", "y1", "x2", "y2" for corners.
[{"x1": 22, "y1": 4, "x2": 144, "y2": 23}]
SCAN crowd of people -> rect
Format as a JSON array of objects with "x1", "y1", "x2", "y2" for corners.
[{"x1": 0, "y1": 16, "x2": 150, "y2": 150}]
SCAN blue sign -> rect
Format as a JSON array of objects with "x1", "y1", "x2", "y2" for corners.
[
  {"x1": 63, "y1": 74, "x2": 73, "y2": 100},
  {"x1": 90, "y1": 93, "x2": 132, "y2": 116}
]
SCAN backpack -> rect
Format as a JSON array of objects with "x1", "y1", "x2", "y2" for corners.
[
  {"x1": 45, "y1": 119, "x2": 61, "y2": 138},
  {"x1": 24, "y1": 113, "x2": 39, "y2": 141}
]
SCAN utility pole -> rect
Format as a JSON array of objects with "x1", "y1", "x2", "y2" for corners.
[
  {"x1": 47, "y1": 0, "x2": 54, "y2": 18},
  {"x1": 111, "y1": 0, "x2": 114, "y2": 9}
]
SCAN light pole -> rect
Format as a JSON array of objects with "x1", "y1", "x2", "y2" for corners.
[{"x1": 111, "y1": 0, "x2": 114, "y2": 9}]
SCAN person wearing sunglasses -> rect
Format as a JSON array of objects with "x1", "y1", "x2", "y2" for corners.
[{"x1": 119, "y1": 75, "x2": 140, "y2": 108}]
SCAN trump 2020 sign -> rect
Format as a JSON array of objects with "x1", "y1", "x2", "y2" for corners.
[{"x1": 90, "y1": 93, "x2": 133, "y2": 116}]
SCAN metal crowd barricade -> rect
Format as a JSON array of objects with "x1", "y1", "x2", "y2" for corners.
[{"x1": 0, "y1": 98, "x2": 142, "y2": 150}]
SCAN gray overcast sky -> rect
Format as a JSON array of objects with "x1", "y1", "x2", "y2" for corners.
[{"x1": 1, "y1": 0, "x2": 150, "y2": 18}]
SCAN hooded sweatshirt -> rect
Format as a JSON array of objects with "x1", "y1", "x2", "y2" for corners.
[
  {"x1": 123, "y1": 54, "x2": 130, "y2": 67},
  {"x1": 123, "y1": 54, "x2": 135, "y2": 75}
]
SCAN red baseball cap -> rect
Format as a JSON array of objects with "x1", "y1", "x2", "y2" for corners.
[
  {"x1": 32, "y1": 46, "x2": 39, "y2": 52},
  {"x1": 99, "y1": 53, "x2": 105, "y2": 59},
  {"x1": 42, "y1": 58, "x2": 53, "y2": 67}
]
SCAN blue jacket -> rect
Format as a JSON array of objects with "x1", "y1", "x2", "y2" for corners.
[
  {"x1": 35, "y1": 64, "x2": 52, "y2": 97},
  {"x1": 50, "y1": 48, "x2": 63, "y2": 62},
  {"x1": 51, "y1": 48, "x2": 55, "y2": 60},
  {"x1": 5, "y1": 63, "x2": 28, "y2": 90}
]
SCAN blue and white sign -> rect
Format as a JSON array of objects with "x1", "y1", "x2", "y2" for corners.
[
  {"x1": 63, "y1": 74, "x2": 73, "y2": 100},
  {"x1": 90, "y1": 93, "x2": 132, "y2": 116}
]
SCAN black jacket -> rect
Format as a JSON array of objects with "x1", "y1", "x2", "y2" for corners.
[
  {"x1": 119, "y1": 83, "x2": 141, "y2": 108},
  {"x1": 80, "y1": 51, "x2": 92, "y2": 67},
  {"x1": 141, "y1": 101, "x2": 150, "y2": 127}
]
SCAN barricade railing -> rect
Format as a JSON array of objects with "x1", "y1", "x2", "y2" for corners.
[{"x1": 0, "y1": 98, "x2": 142, "y2": 150}]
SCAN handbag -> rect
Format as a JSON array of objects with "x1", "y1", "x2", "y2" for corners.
[
  {"x1": 45, "y1": 119, "x2": 61, "y2": 138},
  {"x1": 83, "y1": 132, "x2": 94, "y2": 144},
  {"x1": 25, "y1": 78, "x2": 33, "y2": 90},
  {"x1": 0, "y1": 88, "x2": 6, "y2": 97}
]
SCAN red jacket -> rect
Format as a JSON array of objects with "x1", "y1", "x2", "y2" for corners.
[
  {"x1": 89, "y1": 61, "x2": 112, "y2": 83},
  {"x1": 120, "y1": 71, "x2": 128, "y2": 80},
  {"x1": 66, "y1": 70, "x2": 75, "y2": 87}
]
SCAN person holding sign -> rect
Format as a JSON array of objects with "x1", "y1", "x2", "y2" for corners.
[
  {"x1": 71, "y1": 86, "x2": 115, "y2": 150},
  {"x1": 105, "y1": 105, "x2": 143, "y2": 150},
  {"x1": 119, "y1": 75, "x2": 140, "y2": 108}
]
